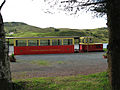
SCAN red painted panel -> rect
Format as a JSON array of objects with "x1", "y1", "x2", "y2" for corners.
[
  {"x1": 14, "y1": 45, "x2": 74, "y2": 55},
  {"x1": 79, "y1": 44, "x2": 84, "y2": 52},
  {"x1": 79, "y1": 44, "x2": 103, "y2": 52}
]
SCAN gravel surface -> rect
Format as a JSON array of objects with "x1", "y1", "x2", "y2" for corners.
[{"x1": 10, "y1": 52, "x2": 108, "y2": 79}]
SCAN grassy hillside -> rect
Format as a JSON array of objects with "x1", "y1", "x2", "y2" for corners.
[
  {"x1": 4, "y1": 22, "x2": 55, "y2": 33},
  {"x1": 4, "y1": 22, "x2": 108, "y2": 43}
]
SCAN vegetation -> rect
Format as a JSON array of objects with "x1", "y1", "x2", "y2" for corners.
[
  {"x1": 30, "y1": 60, "x2": 51, "y2": 66},
  {"x1": 5, "y1": 22, "x2": 108, "y2": 43},
  {"x1": 13, "y1": 72, "x2": 110, "y2": 90},
  {"x1": 103, "y1": 48, "x2": 107, "y2": 52}
]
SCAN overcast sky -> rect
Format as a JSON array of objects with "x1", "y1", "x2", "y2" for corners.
[{"x1": 2, "y1": 0, "x2": 107, "y2": 29}]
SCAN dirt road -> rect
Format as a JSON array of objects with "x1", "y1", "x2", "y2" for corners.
[{"x1": 10, "y1": 52, "x2": 108, "y2": 79}]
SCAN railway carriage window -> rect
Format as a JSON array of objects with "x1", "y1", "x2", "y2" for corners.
[
  {"x1": 28, "y1": 40, "x2": 39, "y2": 46},
  {"x1": 79, "y1": 39, "x2": 81, "y2": 43},
  {"x1": 68, "y1": 39, "x2": 73, "y2": 45},
  {"x1": 16, "y1": 40, "x2": 26, "y2": 46},
  {"x1": 58, "y1": 40, "x2": 62, "y2": 45},
  {"x1": 63, "y1": 39, "x2": 68, "y2": 45},
  {"x1": 52, "y1": 40, "x2": 58, "y2": 46},
  {"x1": 89, "y1": 38, "x2": 93, "y2": 43},
  {"x1": 82, "y1": 39, "x2": 84, "y2": 43},
  {"x1": 16, "y1": 40, "x2": 18, "y2": 46},
  {"x1": 48, "y1": 40, "x2": 50, "y2": 45},
  {"x1": 52, "y1": 40, "x2": 62, "y2": 46},
  {"x1": 63, "y1": 39, "x2": 72, "y2": 45},
  {"x1": 85, "y1": 38, "x2": 88, "y2": 43},
  {"x1": 40, "y1": 40, "x2": 50, "y2": 46}
]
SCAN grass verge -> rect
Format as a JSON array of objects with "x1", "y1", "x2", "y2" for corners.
[{"x1": 13, "y1": 72, "x2": 110, "y2": 90}]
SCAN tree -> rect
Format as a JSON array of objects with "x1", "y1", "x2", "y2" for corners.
[
  {"x1": 44, "y1": 0, "x2": 106, "y2": 16},
  {"x1": 0, "y1": 0, "x2": 12, "y2": 89},
  {"x1": 107, "y1": 0, "x2": 120, "y2": 89},
  {"x1": 44, "y1": 0, "x2": 120, "y2": 89}
]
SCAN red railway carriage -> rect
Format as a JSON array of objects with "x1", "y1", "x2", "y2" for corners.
[
  {"x1": 7, "y1": 37, "x2": 75, "y2": 55},
  {"x1": 6, "y1": 36, "x2": 103, "y2": 55},
  {"x1": 79, "y1": 37, "x2": 103, "y2": 52}
]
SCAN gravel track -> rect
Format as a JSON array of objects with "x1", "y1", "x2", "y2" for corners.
[{"x1": 10, "y1": 52, "x2": 108, "y2": 79}]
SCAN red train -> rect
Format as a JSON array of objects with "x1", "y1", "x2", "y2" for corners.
[
  {"x1": 79, "y1": 37, "x2": 103, "y2": 52},
  {"x1": 6, "y1": 36, "x2": 103, "y2": 55}
]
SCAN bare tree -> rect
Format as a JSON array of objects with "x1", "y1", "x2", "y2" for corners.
[{"x1": 44, "y1": 0, "x2": 106, "y2": 16}]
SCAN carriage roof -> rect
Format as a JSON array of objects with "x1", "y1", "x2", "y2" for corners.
[{"x1": 6, "y1": 36, "x2": 80, "y2": 40}]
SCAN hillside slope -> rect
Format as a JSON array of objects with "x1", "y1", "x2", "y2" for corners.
[{"x1": 4, "y1": 22, "x2": 108, "y2": 43}]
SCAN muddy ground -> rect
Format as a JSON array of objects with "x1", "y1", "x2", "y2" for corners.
[{"x1": 10, "y1": 52, "x2": 108, "y2": 79}]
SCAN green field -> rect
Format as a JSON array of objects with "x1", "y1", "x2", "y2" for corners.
[
  {"x1": 5, "y1": 22, "x2": 108, "y2": 43},
  {"x1": 13, "y1": 72, "x2": 110, "y2": 90}
]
